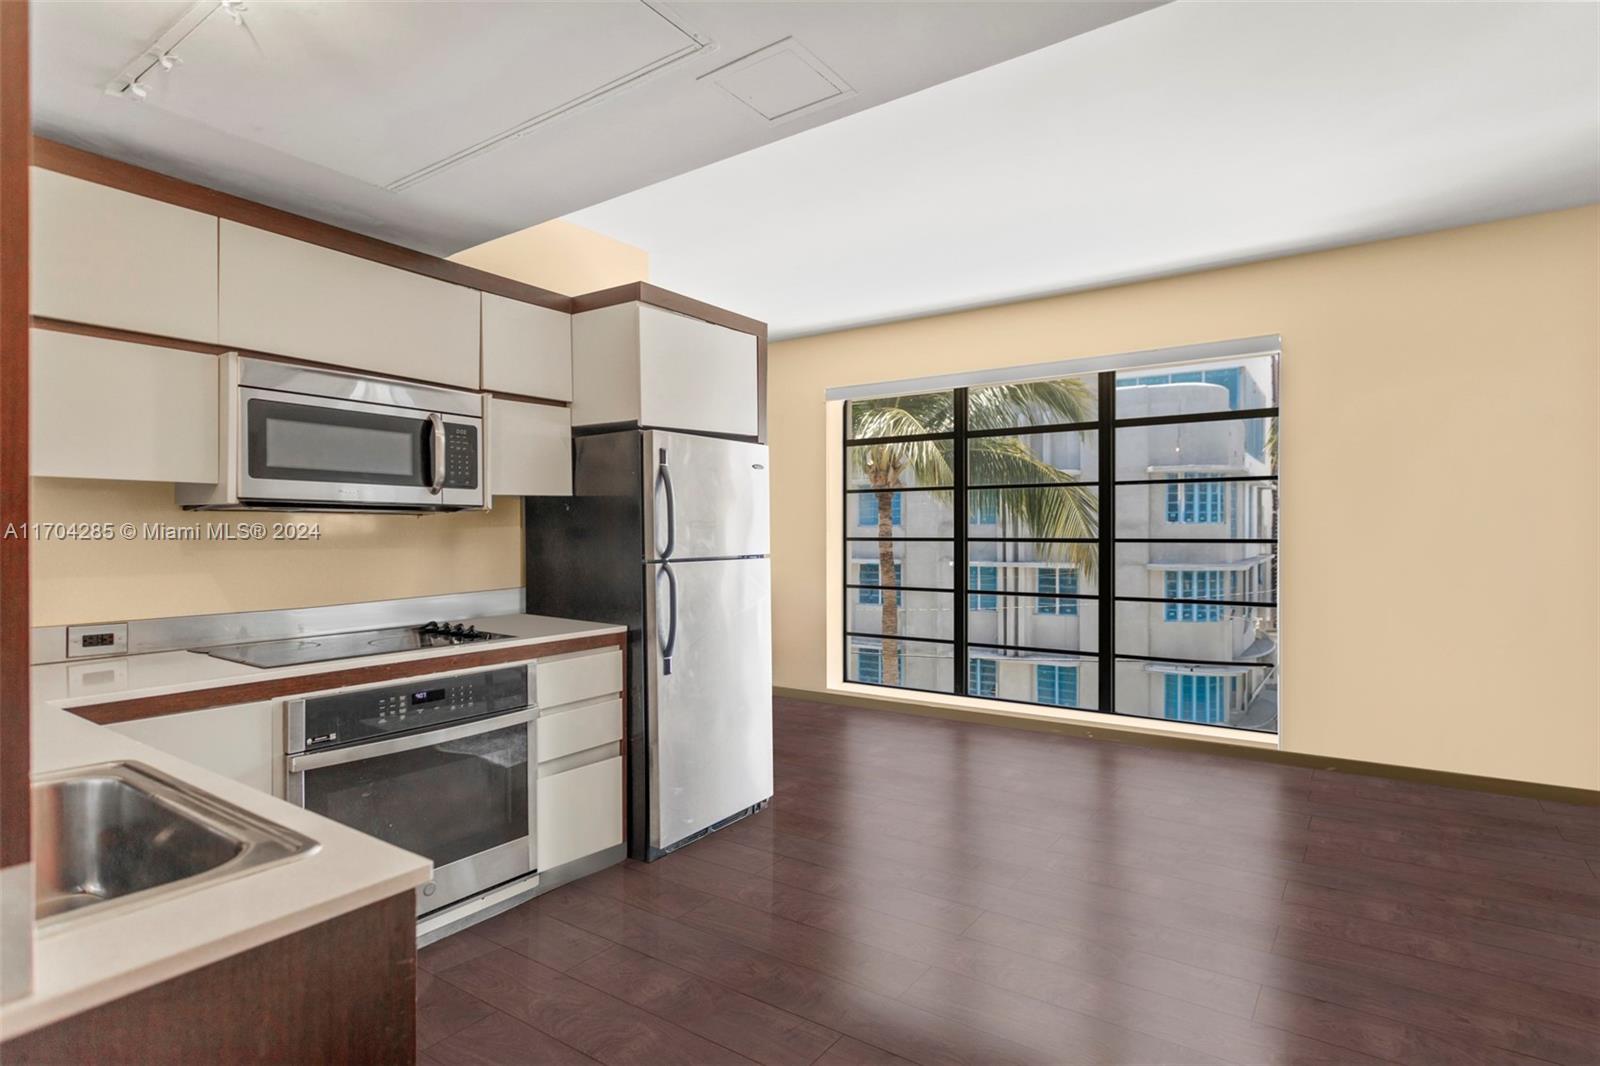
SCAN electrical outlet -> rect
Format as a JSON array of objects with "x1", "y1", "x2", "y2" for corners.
[{"x1": 66, "y1": 623, "x2": 128, "y2": 659}]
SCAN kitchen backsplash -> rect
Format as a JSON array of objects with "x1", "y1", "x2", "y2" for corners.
[{"x1": 28, "y1": 478, "x2": 522, "y2": 627}]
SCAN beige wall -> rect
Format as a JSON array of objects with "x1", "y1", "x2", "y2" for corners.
[
  {"x1": 450, "y1": 219, "x2": 648, "y2": 296},
  {"x1": 30, "y1": 479, "x2": 521, "y2": 626},
  {"x1": 769, "y1": 205, "x2": 1600, "y2": 790}
]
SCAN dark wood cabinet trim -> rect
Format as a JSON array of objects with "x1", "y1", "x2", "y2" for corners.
[
  {"x1": 570, "y1": 281, "x2": 770, "y2": 443},
  {"x1": 571, "y1": 280, "x2": 767, "y2": 338},
  {"x1": 1, "y1": 890, "x2": 416, "y2": 1065},
  {"x1": 484, "y1": 388, "x2": 570, "y2": 409},
  {"x1": 30, "y1": 316, "x2": 231, "y2": 355},
  {"x1": 30, "y1": 317, "x2": 579, "y2": 405},
  {"x1": 32, "y1": 138, "x2": 571, "y2": 313},
  {"x1": 71, "y1": 632, "x2": 624, "y2": 725},
  {"x1": 1, "y1": 0, "x2": 31, "y2": 871}
]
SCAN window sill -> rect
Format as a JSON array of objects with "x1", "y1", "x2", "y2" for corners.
[{"x1": 822, "y1": 681, "x2": 1281, "y2": 750}]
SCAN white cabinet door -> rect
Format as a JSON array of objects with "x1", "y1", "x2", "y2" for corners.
[
  {"x1": 572, "y1": 302, "x2": 758, "y2": 437},
  {"x1": 537, "y1": 756, "x2": 624, "y2": 871},
  {"x1": 31, "y1": 169, "x2": 219, "y2": 342},
  {"x1": 488, "y1": 396, "x2": 571, "y2": 497},
  {"x1": 218, "y1": 221, "x2": 479, "y2": 388},
  {"x1": 481, "y1": 292, "x2": 572, "y2": 401},
  {"x1": 110, "y1": 702, "x2": 278, "y2": 794},
  {"x1": 638, "y1": 304, "x2": 758, "y2": 438},
  {"x1": 31, "y1": 328, "x2": 219, "y2": 483}
]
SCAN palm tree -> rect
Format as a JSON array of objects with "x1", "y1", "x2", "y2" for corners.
[{"x1": 851, "y1": 381, "x2": 1097, "y2": 686}]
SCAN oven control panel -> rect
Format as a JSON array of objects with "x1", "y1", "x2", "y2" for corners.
[{"x1": 297, "y1": 665, "x2": 528, "y2": 751}]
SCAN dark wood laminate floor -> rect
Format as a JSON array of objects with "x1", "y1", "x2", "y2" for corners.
[{"x1": 418, "y1": 696, "x2": 1600, "y2": 1066}]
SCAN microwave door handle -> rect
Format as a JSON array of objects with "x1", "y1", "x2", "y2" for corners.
[
  {"x1": 287, "y1": 707, "x2": 535, "y2": 773},
  {"x1": 428, "y1": 412, "x2": 446, "y2": 495}
]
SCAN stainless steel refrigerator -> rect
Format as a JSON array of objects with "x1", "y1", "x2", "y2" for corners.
[{"x1": 524, "y1": 428, "x2": 773, "y2": 860}]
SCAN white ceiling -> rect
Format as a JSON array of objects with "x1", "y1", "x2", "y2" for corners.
[
  {"x1": 565, "y1": 1, "x2": 1600, "y2": 340},
  {"x1": 29, "y1": 0, "x2": 1155, "y2": 254}
]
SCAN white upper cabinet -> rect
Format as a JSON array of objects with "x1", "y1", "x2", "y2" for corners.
[
  {"x1": 488, "y1": 397, "x2": 572, "y2": 497},
  {"x1": 571, "y1": 302, "x2": 758, "y2": 438},
  {"x1": 31, "y1": 169, "x2": 219, "y2": 342},
  {"x1": 218, "y1": 221, "x2": 479, "y2": 388},
  {"x1": 481, "y1": 292, "x2": 572, "y2": 401},
  {"x1": 31, "y1": 328, "x2": 218, "y2": 483}
]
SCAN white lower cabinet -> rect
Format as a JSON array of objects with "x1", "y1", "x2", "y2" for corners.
[
  {"x1": 109, "y1": 701, "x2": 278, "y2": 794},
  {"x1": 537, "y1": 755, "x2": 624, "y2": 871}
]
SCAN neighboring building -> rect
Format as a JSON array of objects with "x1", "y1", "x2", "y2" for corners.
[{"x1": 847, "y1": 359, "x2": 1278, "y2": 732}]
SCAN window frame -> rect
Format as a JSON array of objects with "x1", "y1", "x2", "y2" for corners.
[{"x1": 841, "y1": 342, "x2": 1278, "y2": 733}]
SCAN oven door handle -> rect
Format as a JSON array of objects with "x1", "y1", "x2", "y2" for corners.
[
  {"x1": 428, "y1": 412, "x2": 447, "y2": 495},
  {"x1": 288, "y1": 707, "x2": 535, "y2": 773}
]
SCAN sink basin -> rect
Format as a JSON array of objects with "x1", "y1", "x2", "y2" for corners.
[{"x1": 33, "y1": 761, "x2": 317, "y2": 927}]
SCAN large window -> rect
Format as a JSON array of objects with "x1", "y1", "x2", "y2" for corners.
[{"x1": 842, "y1": 340, "x2": 1279, "y2": 732}]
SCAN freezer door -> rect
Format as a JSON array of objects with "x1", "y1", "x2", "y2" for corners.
[
  {"x1": 644, "y1": 556, "x2": 773, "y2": 852},
  {"x1": 643, "y1": 430, "x2": 769, "y2": 562}
]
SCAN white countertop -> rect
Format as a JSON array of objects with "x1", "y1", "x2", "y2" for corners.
[
  {"x1": 1, "y1": 613, "x2": 625, "y2": 1040},
  {"x1": 31, "y1": 613, "x2": 624, "y2": 710}
]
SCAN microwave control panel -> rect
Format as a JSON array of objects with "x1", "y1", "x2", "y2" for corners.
[{"x1": 441, "y1": 423, "x2": 479, "y2": 489}]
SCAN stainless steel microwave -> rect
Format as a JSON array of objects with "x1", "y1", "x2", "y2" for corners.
[{"x1": 179, "y1": 355, "x2": 485, "y2": 512}]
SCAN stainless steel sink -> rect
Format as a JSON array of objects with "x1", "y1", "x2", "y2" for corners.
[{"x1": 33, "y1": 761, "x2": 318, "y2": 927}]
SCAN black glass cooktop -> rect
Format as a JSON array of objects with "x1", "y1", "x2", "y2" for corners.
[{"x1": 197, "y1": 621, "x2": 512, "y2": 669}]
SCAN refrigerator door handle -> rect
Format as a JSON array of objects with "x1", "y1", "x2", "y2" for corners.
[
  {"x1": 658, "y1": 561, "x2": 679, "y2": 675},
  {"x1": 656, "y1": 447, "x2": 677, "y2": 560}
]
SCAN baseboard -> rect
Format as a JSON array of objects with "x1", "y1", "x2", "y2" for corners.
[{"x1": 774, "y1": 686, "x2": 1600, "y2": 807}]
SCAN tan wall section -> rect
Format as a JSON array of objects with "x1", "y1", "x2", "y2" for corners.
[
  {"x1": 770, "y1": 205, "x2": 1600, "y2": 790},
  {"x1": 29, "y1": 479, "x2": 522, "y2": 626},
  {"x1": 449, "y1": 219, "x2": 648, "y2": 297}
]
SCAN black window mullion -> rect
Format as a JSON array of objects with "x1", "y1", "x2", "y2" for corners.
[
  {"x1": 1098, "y1": 371, "x2": 1116, "y2": 714},
  {"x1": 953, "y1": 387, "x2": 969, "y2": 696}
]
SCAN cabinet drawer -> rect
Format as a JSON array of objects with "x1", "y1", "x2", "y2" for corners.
[
  {"x1": 538, "y1": 697, "x2": 622, "y2": 764},
  {"x1": 537, "y1": 648, "x2": 622, "y2": 709},
  {"x1": 537, "y1": 756, "x2": 623, "y2": 871},
  {"x1": 31, "y1": 168, "x2": 219, "y2": 342}
]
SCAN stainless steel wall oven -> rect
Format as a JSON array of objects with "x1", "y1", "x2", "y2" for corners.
[{"x1": 285, "y1": 664, "x2": 535, "y2": 916}]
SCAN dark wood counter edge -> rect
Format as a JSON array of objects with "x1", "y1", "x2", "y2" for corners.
[
  {"x1": 0, "y1": 0, "x2": 30, "y2": 870},
  {"x1": 70, "y1": 632, "x2": 625, "y2": 726},
  {"x1": 32, "y1": 138, "x2": 570, "y2": 313},
  {"x1": 776, "y1": 686, "x2": 1600, "y2": 807}
]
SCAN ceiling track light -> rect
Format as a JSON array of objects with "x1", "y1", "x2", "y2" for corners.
[{"x1": 103, "y1": 0, "x2": 240, "y2": 102}]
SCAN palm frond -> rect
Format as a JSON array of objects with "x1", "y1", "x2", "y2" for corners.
[
  {"x1": 968, "y1": 379, "x2": 1094, "y2": 431},
  {"x1": 849, "y1": 393, "x2": 952, "y2": 439}
]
